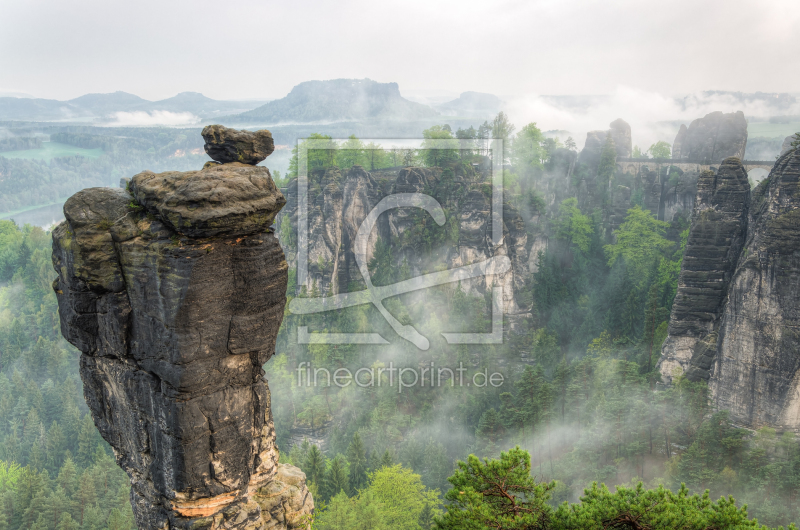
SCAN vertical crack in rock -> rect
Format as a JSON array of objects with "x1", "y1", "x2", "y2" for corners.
[{"x1": 52, "y1": 126, "x2": 313, "y2": 529}]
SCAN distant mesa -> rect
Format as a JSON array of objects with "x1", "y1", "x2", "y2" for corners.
[
  {"x1": 435, "y1": 91, "x2": 503, "y2": 117},
  {"x1": 227, "y1": 78, "x2": 439, "y2": 123}
]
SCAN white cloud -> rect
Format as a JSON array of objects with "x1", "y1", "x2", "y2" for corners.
[
  {"x1": 105, "y1": 110, "x2": 200, "y2": 127},
  {"x1": 506, "y1": 86, "x2": 800, "y2": 151}
]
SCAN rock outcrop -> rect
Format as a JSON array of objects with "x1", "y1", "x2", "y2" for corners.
[
  {"x1": 660, "y1": 147, "x2": 800, "y2": 431},
  {"x1": 672, "y1": 111, "x2": 748, "y2": 164},
  {"x1": 53, "y1": 126, "x2": 313, "y2": 529},
  {"x1": 202, "y1": 125, "x2": 275, "y2": 165},
  {"x1": 277, "y1": 164, "x2": 529, "y2": 316},
  {"x1": 659, "y1": 159, "x2": 750, "y2": 384},
  {"x1": 710, "y1": 148, "x2": 800, "y2": 430},
  {"x1": 781, "y1": 134, "x2": 797, "y2": 156},
  {"x1": 579, "y1": 119, "x2": 632, "y2": 167}
]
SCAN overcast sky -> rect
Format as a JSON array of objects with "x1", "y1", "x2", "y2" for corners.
[{"x1": 1, "y1": 0, "x2": 798, "y2": 102}]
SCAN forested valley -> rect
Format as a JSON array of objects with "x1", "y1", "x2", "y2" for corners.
[{"x1": 1, "y1": 115, "x2": 800, "y2": 529}]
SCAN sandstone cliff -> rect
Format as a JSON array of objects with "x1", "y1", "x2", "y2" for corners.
[
  {"x1": 658, "y1": 159, "x2": 750, "y2": 384},
  {"x1": 277, "y1": 164, "x2": 530, "y2": 316},
  {"x1": 672, "y1": 111, "x2": 748, "y2": 164},
  {"x1": 578, "y1": 118, "x2": 632, "y2": 167},
  {"x1": 710, "y1": 146, "x2": 800, "y2": 430},
  {"x1": 53, "y1": 126, "x2": 313, "y2": 529},
  {"x1": 659, "y1": 145, "x2": 800, "y2": 431}
]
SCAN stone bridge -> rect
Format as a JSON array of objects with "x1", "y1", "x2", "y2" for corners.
[{"x1": 617, "y1": 158, "x2": 774, "y2": 176}]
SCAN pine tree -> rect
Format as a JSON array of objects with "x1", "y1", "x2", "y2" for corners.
[
  {"x1": 324, "y1": 456, "x2": 349, "y2": 500},
  {"x1": 43, "y1": 486, "x2": 71, "y2": 530},
  {"x1": 56, "y1": 512, "x2": 80, "y2": 530},
  {"x1": 76, "y1": 473, "x2": 97, "y2": 525},
  {"x1": 81, "y1": 503, "x2": 104, "y2": 530},
  {"x1": 379, "y1": 450, "x2": 393, "y2": 469},
  {"x1": 57, "y1": 457, "x2": 79, "y2": 497},
  {"x1": 304, "y1": 444, "x2": 325, "y2": 487},
  {"x1": 346, "y1": 433, "x2": 368, "y2": 492},
  {"x1": 76, "y1": 415, "x2": 96, "y2": 467}
]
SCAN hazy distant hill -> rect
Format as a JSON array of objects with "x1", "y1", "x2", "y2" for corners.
[
  {"x1": 436, "y1": 91, "x2": 502, "y2": 117},
  {"x1": 228, "y1": 79, "x2": 439, "y2": 123},
  {"x1": 0, "y1": 91, "x2": 268, "y2": 121},
  {"x1": 67, "y1": 91, "x2": 150, "y2": 114},
  {"x1": 0, "y1": 97, "x2": 88, "y2": 121}
]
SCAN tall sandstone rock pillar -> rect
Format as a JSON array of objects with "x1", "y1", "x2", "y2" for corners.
[
  {"x1": 710, "y1": 147, "x2": 800, "y2": 430},
  {"x1": 660, "y1": 146, "x2": 800, "y2": 432},
  {"x1": 658, "y1": 158, "x2": 751, "y2": 384},
  {"x1": 52, "y1": 126, "x2": 313, "y2": 529}
]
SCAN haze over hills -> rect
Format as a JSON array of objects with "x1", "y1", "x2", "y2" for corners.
[
  {"x1": 0, "y1": 91, "x2": 270, "y2": 122},
  {"x1": 226, "y1": 78, "x2": 440, "y2": 124},
  {"x1": 435, "y1": 91, "x2": 504, "y2": 117}
]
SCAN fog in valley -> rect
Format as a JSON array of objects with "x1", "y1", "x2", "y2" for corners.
[{"x1": 1, "y1": 1, "x2": 800, "y2": 529}]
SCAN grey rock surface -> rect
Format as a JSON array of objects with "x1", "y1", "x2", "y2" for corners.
[
  {"x1": 276, "y1": 164, "x2": 529, "y2": 315},
  {"x1": 659, "y1": 147, "x2": 800, "y2": 431},
  {"x1": 202, "y1": 124, "x2": 275, "y2": 165},
  {"x1": 672, "y1": 124, "x2": 688, "y2": 160},
  {"x1": 53, "y1": 129, "x2": 312, "y2": 529},
  {"x1": 710, "y1": 147, "x2": 800, "y2": 430},
  {"x1": 658, "y1": 159, "x2": 750, "y2": 384},
  {"x1": 781, "y1": 134, "x2": 797, "y2": 156},
  {"x1": 578, "y1": 118, "x2": 631, "y2": 167},
  {"x1": 130, "y1": 162, "x2": 286, "y2": 238},
  {"x1": 673, "y1": 111, "x2": 748, "y2": 164}
]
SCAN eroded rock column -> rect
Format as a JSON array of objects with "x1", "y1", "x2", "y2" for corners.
[
  {"x1": 658, "y1": 158, "x2": 750, "y2": 383},
  {"x1": 53, "y1": 125, "x2": 313, "y2": 529}
]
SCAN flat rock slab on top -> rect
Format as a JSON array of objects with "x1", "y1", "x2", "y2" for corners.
[
  {"x1": 130, "y1": 162, "x2": 286, "y2": 238},
  {"x1": 202, "y1": 124, "x2": 275, "y2": 165}
]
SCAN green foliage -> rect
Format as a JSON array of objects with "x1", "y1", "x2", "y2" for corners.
[
  {"x1": 421, "y1": 126, "x2": 459, "y2": 168},
  {"x1": 604, "y1": 206, "x2": 672, "y2": 286},
  {"x1": 314, "y1": 464, "x2": 440, "y2": 530},
  {"x1": 647, "y1": 141, "x2": 672, "y2": 159},
  {"x1": 491, "y1": 112, "x2": 516, "y2": 144},
  {"x1": 554, "y1": 198, "x2": 593, "y2": 253},
  {"x1": 510, "y1": 123, "x2": 546, "y2": 177},
  {"x1": 288, "y1": 133, "x2": 337, "y2": 177},
  {"x1": 435, "y1": 447, "x2": 554, "y2": 530},
  {"x1": 553, "y1": 482, "x2": 776, "y2": 530}
]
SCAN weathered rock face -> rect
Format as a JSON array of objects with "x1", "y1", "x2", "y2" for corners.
[
  {"x1": 53, "y1": 126, "x2": 312, "y2": 529},
  {"x1": 579, "y1": 118, "x2": 632, "y2": 167},
  {"x1": 658, "y1": 159, "x2": 751, "y2": 384},
  {"x1": 781, "y1": 134, "x2": 797, "y2": 156},
  {"x1": 672, "y1": 124, "x2": 688, "y2": 160},
  {"x1": 277, "y1": 165, "x2": 529, "y2": 315},
  {"x1": 660, "y1": 147, "x2": 800, "y2": 431},
  {"x1": 672, "y1": 111, "x2": 748, "y2": 164},
  {"x1": 202, "y1": 125, "x2": 275, "y2": 165},
  {"x1": 709, "y1": 148, "x2": 800, "y2": 431}
]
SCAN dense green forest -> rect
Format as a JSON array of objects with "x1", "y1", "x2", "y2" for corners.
[
  {"x1": 1, "y1": 119, "x2": 800, "y2": 529},
  {"x1": 0, "y1": 221, "x2": 135, "y2": 529}
]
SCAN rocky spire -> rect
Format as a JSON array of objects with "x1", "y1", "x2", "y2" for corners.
[
  {"x1": 52, "y1": 125, "x2": 313, "y2": 529},
  {"x1": 658, "y1": 158, "x2": 750, "y2": 384}
]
